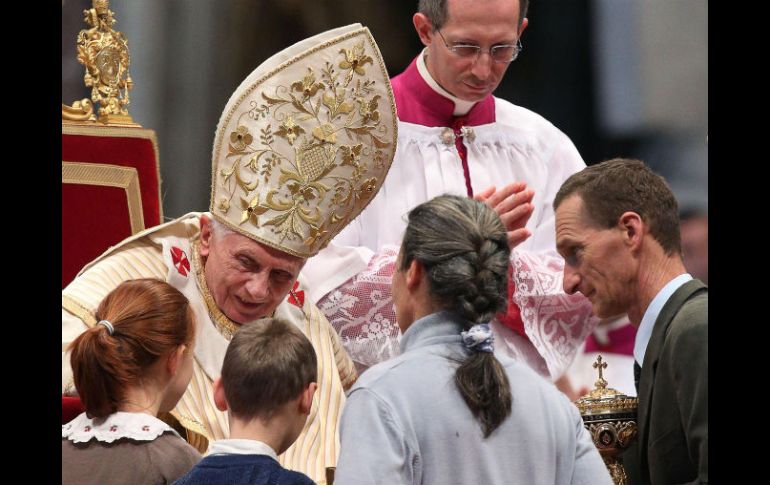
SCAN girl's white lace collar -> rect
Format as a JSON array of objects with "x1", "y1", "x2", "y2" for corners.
[{"x1": 62, "y1": 411, "x2": 182, "y2": 444}]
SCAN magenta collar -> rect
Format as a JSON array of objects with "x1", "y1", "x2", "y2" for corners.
[{"x1": 391, "y1": 56, "x2": 496, "y2": 128}]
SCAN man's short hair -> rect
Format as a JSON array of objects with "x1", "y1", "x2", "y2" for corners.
[
  {"x1": 221, "y1": 318, "x2": 317, "y2": 421},
  {"x1": 554, "y1": 158, "x2": 682, "y2": 256},
  {"x1": 418, "y1": 0, "x2": 529, "y2": 31}
]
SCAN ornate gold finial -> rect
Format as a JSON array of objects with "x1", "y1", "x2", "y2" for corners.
[
  {"x1": 62, "y1": 0, "x2": 137, "y2": 125},
  {"x1": 593, "y1": 355, "x2": 608, "y2": 389},
  {"x1": 576, "y1": 354, "x2": 639, "y2": 485},
  {"x1": 93, "y1": 0, "x2": 110, "y2": 15}
]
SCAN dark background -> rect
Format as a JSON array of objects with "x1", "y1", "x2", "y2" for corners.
[{"x1": 63, "y1": 0, "x2": 707, "y2": 220}]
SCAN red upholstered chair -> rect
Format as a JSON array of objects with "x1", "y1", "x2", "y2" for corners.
[
  {"x1": 62, "y1": 1, "x2": 165, "y2": 427},
  {"x1": 61, "y1": 122, "x2": 164, "y2": 423},
  {"x1": 62, "y1": 123, "x2": 163, "y2": 288}
]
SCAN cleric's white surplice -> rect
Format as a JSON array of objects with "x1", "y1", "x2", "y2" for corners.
[{"x1": 304, "y1": 53, "x2": 598, "y2": 378}]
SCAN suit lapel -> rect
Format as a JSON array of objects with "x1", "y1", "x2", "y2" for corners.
[{"x1": 636, "y1": 279, "x2": 706, "y2": 461}]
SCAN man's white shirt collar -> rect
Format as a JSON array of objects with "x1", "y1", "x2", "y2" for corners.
[
  {"x1": 634, "y1": 273, "x2": 693, "y2": 366},
  {"x1": 208, "y1": 438, "x2": 279, "y2": 462},
  {"x1": 417, "y1": 49, "x2": 477, "y2": 116}
]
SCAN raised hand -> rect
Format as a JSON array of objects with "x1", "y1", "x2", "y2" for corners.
[{"x1": 475, "y1": 182, "x2": 534, "y2": 248}]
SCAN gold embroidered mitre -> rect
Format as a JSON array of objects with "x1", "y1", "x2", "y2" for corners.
[{"x1": 210, "y1": 24, "x2": 397, "y2": 257}]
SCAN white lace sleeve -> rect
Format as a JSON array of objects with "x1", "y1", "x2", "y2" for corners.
[
  {"x1": 318, "y1": 245, "x2": 600, "y2": 380},
  {"x1": 511, "y1": 248, "x2": 600, "y2": 379},
  {"x1": 316, "y1": 245, "x2": 402, "y2": 373}
]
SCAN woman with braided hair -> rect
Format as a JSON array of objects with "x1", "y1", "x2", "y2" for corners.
[{"x1": 334, "y1": 195, "x2": 611, "y2": 485}]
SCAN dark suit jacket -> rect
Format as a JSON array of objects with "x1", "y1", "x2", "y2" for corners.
[{"x1": 626, "y1": 279, "x2": 708, "y2": 485}]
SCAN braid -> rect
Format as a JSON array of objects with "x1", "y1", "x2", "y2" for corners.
[{"x1": 401, "y1": 195, "x2": 513, "y2": 437}]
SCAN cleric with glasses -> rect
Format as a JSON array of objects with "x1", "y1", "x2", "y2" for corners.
[{"x1": 436, "y1": 28, "x2": 523, "y2": 63}]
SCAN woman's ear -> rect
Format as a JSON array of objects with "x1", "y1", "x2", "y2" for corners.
[
  {"x1": 167, "y1": 344, "x2": 187, "y2": 376},
  {"x1": 405, "y1": 259, "x2": 424, "y2": 290}
]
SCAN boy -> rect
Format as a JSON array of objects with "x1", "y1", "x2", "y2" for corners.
[{"x1": 173, "y1": 318, "x2": 318, "y2": 485}]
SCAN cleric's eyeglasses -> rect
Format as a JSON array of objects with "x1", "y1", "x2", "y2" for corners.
[{"x1": 436, "y1": 29, "x2": 523, "y2": 63}]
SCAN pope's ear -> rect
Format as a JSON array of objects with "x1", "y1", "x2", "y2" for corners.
[{"x1": 199, "y1": 215, "x2": 213, "y2": 257}]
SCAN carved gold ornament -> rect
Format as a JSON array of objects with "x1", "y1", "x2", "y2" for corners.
[
  {"x1": 574, "y1": 355, "x2": 639, "y2": 485},
  {"x1": 210, "y1": 25, "x2": 397, "y2": 257},
  {"x1": 63, "y1": 0, "x2": 137, "y2": 126}
]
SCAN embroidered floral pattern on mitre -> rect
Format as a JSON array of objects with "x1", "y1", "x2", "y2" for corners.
[
  {"x1": 211, "y1": 28, "x2": 397, "y2": 258},
  {"x1": 62, "y1": 412, "x2": 181, "y2": 444}
]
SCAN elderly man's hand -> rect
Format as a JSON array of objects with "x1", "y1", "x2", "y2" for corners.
[{"x1": 475, "y1": 182, "x2": 534, "y2": 249}]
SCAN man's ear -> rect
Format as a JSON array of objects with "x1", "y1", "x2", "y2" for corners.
[
  {"x1": 199, "y1": 214, "x2": 213, "y2": 258},
  {"x1": 413, "y1": 12, "x2": 434, "y2": 46},
  {"x1": 405, "y1": 259, "x2": 424, "y2": 291},
  {"x1": 299, "y1": 382, "x2": 317, "y2": 416},
  {"x1": 619, "y1": 211, "x2": 645, "y2": 250},
  {"x1": 167, "y1": 344, "x2": 186, "y2": 376},
  {"x1": 519, "y1": 17, "x2": 529, "y2": 38},
  {"x1": 213, "y1": 377, "x2": 229, "y2": 412}
]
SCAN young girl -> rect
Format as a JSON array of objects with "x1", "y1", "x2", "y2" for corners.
[{"x1": 62, "y1": 278, "x2": 201, "y2": 485}]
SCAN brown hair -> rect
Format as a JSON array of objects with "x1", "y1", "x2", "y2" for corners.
[
  {"x1": 419, "y1": 0, "x2": 529, "y2": 31},
  {"x1": 69, "y1": 279, "x2": 195, "y2": 418},
  {"x1": 553, "y1": 158, "x2": 682, "y2": 255},
  {"x1": 220, "y1": 318, "x2": 317, "y2": 421},
  {"x1": 400, "y1": 195, "x2": 512, "y2": 437}
]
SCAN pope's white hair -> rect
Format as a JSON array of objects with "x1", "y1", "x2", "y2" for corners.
[{"x1": 208, "y1": 216, "x2": 234, "y2": 241}]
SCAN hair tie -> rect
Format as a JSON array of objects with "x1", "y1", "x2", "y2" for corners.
[
  {"x1": 461, "y1": 323, "x2": 494, "y2": 353},
  {"x1": 97, "y1": 320, "x2": 115, "y2": 336}
]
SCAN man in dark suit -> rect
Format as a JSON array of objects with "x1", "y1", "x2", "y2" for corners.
[{"x1": 553, "y1": 158, "x2": 707, "y2": 485}]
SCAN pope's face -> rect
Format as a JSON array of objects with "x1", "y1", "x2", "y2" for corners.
[{"x1": 199, "y1": 217, "x2": 304, "y2": 323}]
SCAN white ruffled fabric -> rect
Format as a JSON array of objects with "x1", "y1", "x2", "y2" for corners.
[
  {"x1": 317, "y1": 244, "x2": 600, "y2": 379},
  {"x1": 317, "y1": 245, "x2": 401, "y2": 373},
  {"x1": 510, "y1": 249, "x2": 600, "y2": 378},
  {"x1": 305, "y1": 81, "x2": 599, "y2": 380},
  {"x1": 62, "y1": 412, "x2": 181, "y2": 443}
]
